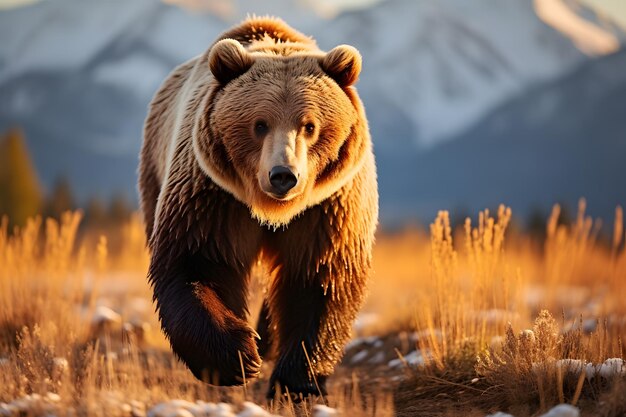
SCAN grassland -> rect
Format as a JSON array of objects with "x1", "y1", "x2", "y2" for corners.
[{"x1": 0, "y1": 201, "x2": 624, "y2": 416}]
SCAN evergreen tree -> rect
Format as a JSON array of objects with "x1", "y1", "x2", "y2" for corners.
[
  {"x1": 45, "y1": 176, "x2": 76, "y2": 219},
  {"x1": 0, "y1": 128, "x2": 43, "y2": 227}
]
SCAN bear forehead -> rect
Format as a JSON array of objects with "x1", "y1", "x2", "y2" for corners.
[
  {"x1": 219, "y1": 61, "x2": 344, "y2": 109},
  {"x1": 245, "y1": 55, "x2": 327, "y2": 81},
  {"x1": 218, "y1": 72, "x2": 354, "y2": 123}
]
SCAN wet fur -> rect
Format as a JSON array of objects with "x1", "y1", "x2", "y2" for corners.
[{"x1": 138, "y1": 17, "x2": 378, "y2": 397}]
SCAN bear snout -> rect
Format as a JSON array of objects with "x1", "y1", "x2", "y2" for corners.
[{"x1": 268, "y1": 165, "x2": 298, "y2": 196}]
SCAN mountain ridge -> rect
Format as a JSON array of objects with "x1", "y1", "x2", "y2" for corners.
[{"x1": 0, "y1": 0, "x2": 624, "y2": 224}]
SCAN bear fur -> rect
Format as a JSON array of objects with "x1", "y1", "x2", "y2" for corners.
[{"x1": 138, "y1": 17, "x2": 378, "y2": 398}]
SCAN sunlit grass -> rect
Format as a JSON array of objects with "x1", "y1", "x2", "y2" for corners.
[
  {"x1": 386, "y1": 201, "x2": 626, "y2": 416},
  {"x1": 0, "y1": 200, "x2": 624, "y2": 416}
]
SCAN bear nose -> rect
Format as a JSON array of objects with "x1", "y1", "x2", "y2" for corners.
[{"x1": 269, "y1": 166, "x2": 298, "y2": 195}]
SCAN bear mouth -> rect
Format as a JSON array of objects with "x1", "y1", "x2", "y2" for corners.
[
  {"x1": 258, "y1": 180, "x2": 302, "y2": 202},
  {"x1": 265, "y1": 190, "x2": 299, "y2": 202}
]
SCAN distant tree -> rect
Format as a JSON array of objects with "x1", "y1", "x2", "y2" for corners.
[
  {"x1": 0, "y1": 128, "x2": 43, "y2": 227},
  {"x1": 527, "y1": 203, "x2": 574, "y2": 245},
  {"x1": 84, "y1": 197, "x2": 108, "y2": 228},
  {"x1": 45, "y1": 176, "x2": 76, "y2": 220},
  {"x1": 526, "y1": 207, "x2": 547, "y2": 240},
  {"x1": 108, "y1": 193, "x2": 132, "y2": 224}
]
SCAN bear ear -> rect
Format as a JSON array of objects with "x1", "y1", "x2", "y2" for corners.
[
  {"x1": 209, "y1": 39, "x2": 254, "y2": 84},
  {"x1": 320, "y1": 45, "x2": 362, "y2": 87}
]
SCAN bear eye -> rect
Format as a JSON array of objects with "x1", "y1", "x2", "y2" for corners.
[
  {"x1": 254, "y1": 120, "x2": 269, "y2": 136},
  {"x1": 304, "y1": 123, "x2": 316, "y2": 134}
]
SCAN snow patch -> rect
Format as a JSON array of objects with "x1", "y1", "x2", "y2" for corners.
[
  {"x1": 146, "y1": 401, "x2": 279, "y2": 417},
  {"x1": 313, "y1": 404, "x2": 339, "y2": 417},
  {"x1": 350, "y1": 350, "x2": 368, "y2": 364},
  {"x1": 598, "y1": 358, "x2": 626, "y2": 378},
  {"x1": 345, "y1": 336, "x2": 382, "y2": 351},
  {"x1": 238, "y1": 401, "x2": 276, "y2": 417},
  {"x1": 389, "y1": 350, "x2": 426, "y2": 369},
  {"x1": 368, "y1": 351, "x2": 386, "y2": 365},
  {"x1": 538, "y1": 404, "x2": 580, "y2": 417},
  {"x1": 0, "y1": 392, "x2": 61, "y2": 416},
  {"x1": 487, "y1": 404, "x2": 580, "y2": 417}
]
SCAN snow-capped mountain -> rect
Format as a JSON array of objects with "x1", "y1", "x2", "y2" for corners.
[
  {"x1": 0, "y1": 0, "x2": 624, "y2": 223},
  {"x1": 376, "y1": 48, "x2": 626, "y2": 225}
]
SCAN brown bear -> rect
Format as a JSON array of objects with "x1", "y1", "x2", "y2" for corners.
[{"x1": 138, "y1": 17, "x2": 378, "y2": 399}]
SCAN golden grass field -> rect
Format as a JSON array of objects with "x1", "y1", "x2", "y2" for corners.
[{"x1": 0, "y1": 201, "x2": 625, "y2": 416}]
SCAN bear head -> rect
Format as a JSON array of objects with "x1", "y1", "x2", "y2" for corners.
[{"x1": 194, "y1": 38, "x2": 369, "y2": 228}]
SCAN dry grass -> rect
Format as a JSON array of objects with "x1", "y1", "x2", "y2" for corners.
[
  {"x1": 387, "y1": 202, "x2": 626, "y2": 416},
  {"x1": 0, "y1": 200, "x2": 625, "y2": 416}
]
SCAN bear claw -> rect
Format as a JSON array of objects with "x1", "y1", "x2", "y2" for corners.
[{"x1": 266, "y1": 375, "x2": 328, "y2": 401}]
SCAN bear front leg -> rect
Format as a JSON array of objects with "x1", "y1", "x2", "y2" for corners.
[
  {"x1": 256, "y1": 299, "x2": 277, "y2": 361},
  {"x1": 266, "y1": 255, "x2": 368, "y2": 400},
  {"x1": 150, "y1": 252, "x2": 261, "y2": 386}
]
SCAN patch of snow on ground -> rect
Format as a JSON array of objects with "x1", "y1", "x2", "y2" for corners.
[
  {"x1": 238, "y1": 401, "x2": 278, "y2": 417},
  {"x1": 368, "y1": 351, "x2": 386, "y2": 364},
  {"x1": 313, "y1": 404, "x2": 339, "y2": 417},
  {"x1": 598, "y1": 358, "x2": 625, "y2": 378},
  {"x1": 538, "y1": 404, "x2": 580, "y2": 417},
  {"x1": 0, "y1": 392, "x2": 61, "y2": 416},
  {"x1": 388, "y1": 350, "x2": 426, "y2": 368},
  {"x1": 554, "y1": 359, "x2": 596, "y2": 380},
  {"x1": 344, "y1": 336, "x2": 381, "y2": 351},
  {"x1": 148, "y1": 400, "x2": 221, "y2": 417},
  {"x1": 350, "y1": 350, "x2": 368, "y2": 364},
  {"x1": 146, "y1": 400, "x2": 281, "y2": 417},
  {"x1": 556, "y1": 359, "x2": 584, "y2": 373},
  {"x1": 555, "y1": 359, "x2": 597, "y2": 380},
  {"x1": 537, "y1": 358, "x2": 626, "y2": 380},
  {"x1": 487, "y1": 404, "x2": 580, "y2": 417}
]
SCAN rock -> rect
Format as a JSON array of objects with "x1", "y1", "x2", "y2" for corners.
[{"x1": 92, "y1": 305, "x2": 122, "y2": 325}]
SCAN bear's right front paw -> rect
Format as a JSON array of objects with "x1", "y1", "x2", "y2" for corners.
[{"x1": 266, "y1": 370, "x2": 328, "y2": 402}]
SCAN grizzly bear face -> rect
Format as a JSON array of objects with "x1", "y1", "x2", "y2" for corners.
[{"x1": 193, "y1": 39, "x2": 368, "y2": 227}]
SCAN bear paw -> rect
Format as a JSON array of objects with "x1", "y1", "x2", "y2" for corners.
[
  {"x1": 182, "y1": 324, "x2": 262, "y2": 386},
  {"x1": 266, "y1": 372, "x2": 328, "y2": 402}
]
